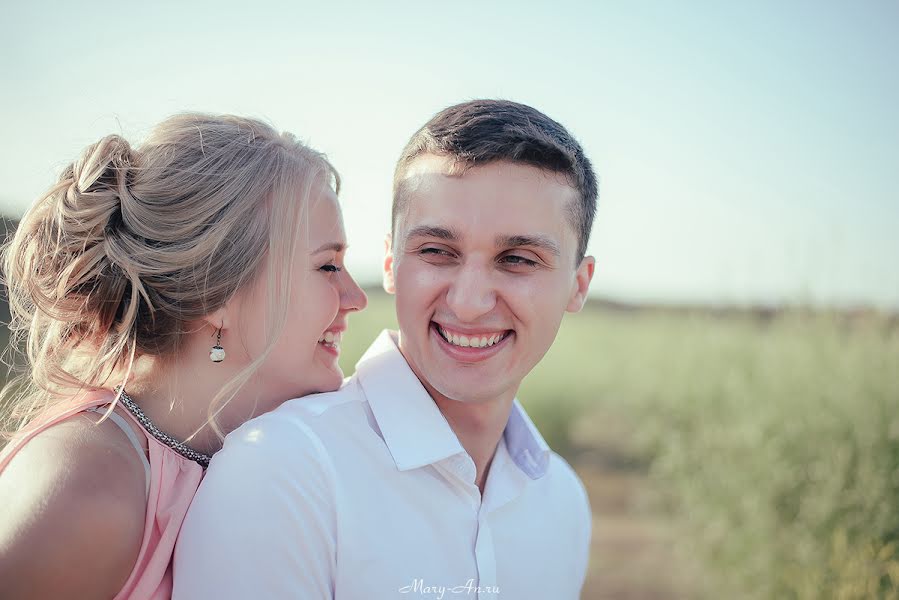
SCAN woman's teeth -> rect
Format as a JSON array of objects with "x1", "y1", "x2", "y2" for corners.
[
  {"x1": 318, "y1": 331, "x2": 342, "y2": 348},
  {"x1": 436, "y1": 325, "x2": 508, "y2": 348}
]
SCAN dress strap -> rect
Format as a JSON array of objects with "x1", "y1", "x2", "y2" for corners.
[{"x1": 86, "y1": 406, "x2": 151, "y2": 498}]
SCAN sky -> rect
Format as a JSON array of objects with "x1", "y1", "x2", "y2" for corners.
[{"x1": 2, "y1": 0, "x2": 897, "y2": 308}]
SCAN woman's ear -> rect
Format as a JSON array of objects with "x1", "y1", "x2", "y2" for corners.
[{"x1": 200, "y1": 305, "x2": 231, "y2": 336}]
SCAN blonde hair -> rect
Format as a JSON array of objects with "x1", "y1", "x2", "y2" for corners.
[{"x1": 1, "y1": 113, "x2": 338, "y2": 438}]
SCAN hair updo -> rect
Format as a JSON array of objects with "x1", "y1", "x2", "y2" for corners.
[{"x1": 2, "y1": 113, "x2": 337, "y2": 434}]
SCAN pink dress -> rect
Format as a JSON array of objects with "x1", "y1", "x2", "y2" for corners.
[{"x1": 0, "y1": 390, "x2": 204, "y2": 600}]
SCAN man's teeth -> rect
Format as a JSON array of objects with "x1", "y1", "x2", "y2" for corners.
[
  {"x1": 437, "y1": 325, "x2": 507, "y2": 348},
  {"x1": 318, "y1": 331, "x2": 342, "y2": 346}
]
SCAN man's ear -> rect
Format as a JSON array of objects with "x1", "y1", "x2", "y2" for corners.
[
  {"x1": 566, "y1": 256, "x2": 595, "y2": 312},
  {"x1": 382, "y1": 233, "x2": 396, "y2": 295}
]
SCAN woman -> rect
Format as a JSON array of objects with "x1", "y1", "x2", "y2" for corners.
[{"x1": 0, "y1": 113, "x2": 367, "y2": 599}]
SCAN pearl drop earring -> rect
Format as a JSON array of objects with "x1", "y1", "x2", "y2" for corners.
[{"x1": 210, "y1": 328, "x2": 226, "y2": 363}]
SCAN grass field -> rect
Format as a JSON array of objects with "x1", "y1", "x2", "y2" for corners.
[
  {"x1": 338, "y1": 292, "x2": 899, "y2": 599},
  {"x1": 3, "y1": 289, "x2": 897, "y2": 599}
]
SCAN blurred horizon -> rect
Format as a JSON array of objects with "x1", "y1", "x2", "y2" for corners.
[{"x1": 2, "y1": 0, "x2": 897, "y2": 310}]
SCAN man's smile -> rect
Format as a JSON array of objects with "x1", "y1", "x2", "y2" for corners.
[
  {"x1": 433, "y1": 322, "x2": 512, "y2": 348},
  {"x1": 430, "y1": 321, "x2": 514, "y2": 363}
]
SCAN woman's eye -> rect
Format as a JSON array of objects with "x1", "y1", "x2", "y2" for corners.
[{"x1": 320, "y1": 264, "x2": 342, "y2": 273}]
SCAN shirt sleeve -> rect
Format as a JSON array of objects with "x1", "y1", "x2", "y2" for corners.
[
  {"x1": 573, "y1": 466, "x2": 593, "y2": 594},
  {"x1": 172, "y1": 413, "x2": 338, "y2": 600},
  {"x1": 552, "y1": 453, "x2": 593, "y2": 595}
]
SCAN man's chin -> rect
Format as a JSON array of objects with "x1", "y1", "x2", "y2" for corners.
[{"x1": 427, "y1": 378, "x2": 508, "y2": 406}]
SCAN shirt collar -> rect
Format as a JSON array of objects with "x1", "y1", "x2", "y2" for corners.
[
  {"x1": 504, "y1": 398, "x2": 551, "y2": 479},
  {"x1": 354, "y1": 330, "x2": 551, "y2": 479}
]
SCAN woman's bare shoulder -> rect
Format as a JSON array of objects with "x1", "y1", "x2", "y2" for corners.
[{"x1": 0, "y1": 413, "x2": 148, "y2": 599}]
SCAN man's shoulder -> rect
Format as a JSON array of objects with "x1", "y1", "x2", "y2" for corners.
[
  {"x1": 273, "y1": 375, "x2": 366, "y2": 422},
  {"x1": 220, "y1": 376, "x2": 368, "y2": 458},
  {"x1": 544, "y1": 451, "x2": 592, "y2": 521}
]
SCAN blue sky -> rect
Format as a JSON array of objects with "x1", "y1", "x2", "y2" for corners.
[{"x1": 2, "y1": 0, "x2": 897, "y2": 308}]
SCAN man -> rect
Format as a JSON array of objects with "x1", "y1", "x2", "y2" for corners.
[{"x1": 174, "y1": 99, "x2": 598, "y2": 599}]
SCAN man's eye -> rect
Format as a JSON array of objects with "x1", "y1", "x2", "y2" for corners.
[
  {"x1": 501, "y1": 255, "x2": 539, "y2": 267},
  {"x1": 420, "y1": 248, "x2": 453, "y2": 257},
  {"x1": 320, "y1": 264, "x2": 342, "y2": 273}
]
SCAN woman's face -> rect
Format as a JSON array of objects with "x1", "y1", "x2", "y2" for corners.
[{"x1": 224, "y1": 184, "x2": 367, "y2": 421}]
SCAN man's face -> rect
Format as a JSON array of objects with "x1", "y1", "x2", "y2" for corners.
[{"x1": 384, "y1": 155, "x2": 594, "y2": 405}]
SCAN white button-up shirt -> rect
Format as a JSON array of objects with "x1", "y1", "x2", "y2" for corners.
[{"x1": 173, "y1": 330, "x2": 591, "y2": 600}]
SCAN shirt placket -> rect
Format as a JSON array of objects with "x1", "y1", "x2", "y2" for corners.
[{"x1": 434, "y1": 453, "x2": 499, "y2": 599}]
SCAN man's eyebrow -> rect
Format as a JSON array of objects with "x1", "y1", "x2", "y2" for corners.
[
  {"x1": 497, "y1": 235, "x2": 561, "y2": 257},
  {"x1": 403, "y1": 226, "x2": 459, "y2": 242},
  {"x1": 312, "y1": 242, "x2": 346, "y2": 254}
]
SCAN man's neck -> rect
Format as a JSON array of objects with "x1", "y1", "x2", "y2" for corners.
[
  {"x1": 430, "y1": 390, "x2": 515, "y2": 495},
  {"x1": 394, "y1": 332, "x2": 517, "y2": 494}
]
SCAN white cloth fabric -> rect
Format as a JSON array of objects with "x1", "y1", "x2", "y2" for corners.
[{"x1": 173, "y1": 330, "x2": 591, "y2": 600}]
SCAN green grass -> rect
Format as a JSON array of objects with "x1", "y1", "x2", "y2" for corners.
[
  {"x1": 4, "y1": 290, "x2": 898, "y2": 598},
  {"x1": 342, "y1": 293, "x2": 899, "y2": 599}
]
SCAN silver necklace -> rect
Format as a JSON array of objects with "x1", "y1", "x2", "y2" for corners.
[{"x1": 114, "y1": 386, "x2": 211, "y2": 468}]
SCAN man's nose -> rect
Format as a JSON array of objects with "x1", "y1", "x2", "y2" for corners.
[{"x1": 445, "y1": 263, "x2": 496, "y2": 322}]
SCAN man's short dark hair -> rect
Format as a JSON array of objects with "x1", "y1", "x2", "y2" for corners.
[{"x1": 392, "y1": 99, "x2": 598, "y2": 262}]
